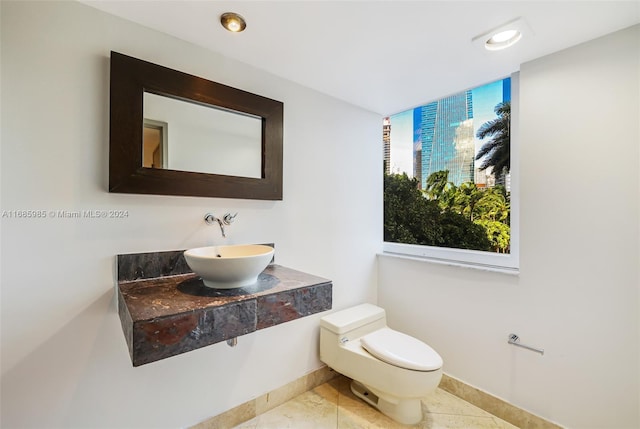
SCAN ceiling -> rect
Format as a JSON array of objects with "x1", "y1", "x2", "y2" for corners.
[{"x1": 82, "y1": 1, "x2": 639, "y2": 115}]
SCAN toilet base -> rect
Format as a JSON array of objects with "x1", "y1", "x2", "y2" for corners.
[{"x1": 350, "y1": 381, "x2": 423, "y2": 425}]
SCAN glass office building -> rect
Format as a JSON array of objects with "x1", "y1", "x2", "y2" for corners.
[{"x1": 414, "y1": 90, "x2": 474, "y2": 188}]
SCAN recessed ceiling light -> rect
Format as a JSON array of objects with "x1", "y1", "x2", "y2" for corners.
[
  {"x1": 220, "y1": 12, "x2": 246, "y2": 33},
  {"x1": 472, "y1": 17, "x2": 531, "y2": 52},
  {"x1": 485, "y1": 29, "x2": 522, "y2": 51}
]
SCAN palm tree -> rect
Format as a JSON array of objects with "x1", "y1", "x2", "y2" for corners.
[
  {"x1": 475, "y1": 187, "x2": 509, "y2": 222},
  {"x1": 424, "y1": 170, "x2": 451, "y2": 200},
  {"x1": 452, "y1": 182, "x2": 484, "y2": 221},
  {"x1": 475, "y1": 101, "x2": 511, "y2": 182}
]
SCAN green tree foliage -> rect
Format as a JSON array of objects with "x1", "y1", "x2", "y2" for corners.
[
  {"x1": 451, "y1": 182, "x2": 484, "y2": 221},
  {"x1": 424, "y1": 170, "x2": 450, "y2": 200},
  {"x1": 475, "y1": 186, "x2": 509, "y2": 223},
  {"x1": 384, "y1": 173, "x2": 443, "y2": 245},
  {"x1": 423, "y1": 171, "x2": 511, "y2": 253},
  {"x1": 384, "y1": 172, "x2": 511, "y2": 253},
  {"x1": 475, "y1": 101, "x2": 511, "y2": 181},
  {"x1": 384, "y1": 173, "x2": 491, "y2": 251},
  {"x1": 475, "y1": 220, "x2": 510, "y2": 253}
]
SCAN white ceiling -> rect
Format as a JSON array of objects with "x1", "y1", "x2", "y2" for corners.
[{"x1": 82, "y1": 1, "x2": 639, "y2": 115}]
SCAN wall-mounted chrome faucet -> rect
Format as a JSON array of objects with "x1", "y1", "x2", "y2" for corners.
[{"x1": 204, "y1": 212, "x2": 237, "y2": 237}]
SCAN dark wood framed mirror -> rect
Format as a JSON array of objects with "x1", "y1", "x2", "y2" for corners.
[{"x1": 109, "y1": 51, "x2": 283, "y2": 200}]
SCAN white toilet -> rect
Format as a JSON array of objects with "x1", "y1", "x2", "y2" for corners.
[{"x1": 320, "y1": 303, "x2": 443, "y2": 425}]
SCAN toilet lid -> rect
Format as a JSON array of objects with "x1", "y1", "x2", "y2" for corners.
[{"x1": 361, "y1": 328, "x2": 442, "y2": 371}]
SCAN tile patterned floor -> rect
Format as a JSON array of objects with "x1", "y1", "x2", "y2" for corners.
[{"x1": 233, "y1": 376, "x2": 519, "y2": 429}]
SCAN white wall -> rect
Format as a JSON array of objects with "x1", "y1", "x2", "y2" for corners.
[
  {"x1": 0, "y1": 1, "x2": 381, "y2": 427},
  {"x1": 379, "y1": 25, "x2": 639, "y2": 429}
]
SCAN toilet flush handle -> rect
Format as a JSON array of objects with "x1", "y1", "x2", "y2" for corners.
[{"x1": 340, "y1": 336, "x2": 349, "y2": 344}]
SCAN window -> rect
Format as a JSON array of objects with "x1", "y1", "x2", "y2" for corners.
[{"x1": 383, "y1": 74, "x2": 519, "y2": 272}]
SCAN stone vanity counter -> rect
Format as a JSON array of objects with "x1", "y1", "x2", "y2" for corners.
[{"x1": 117, "y1": 250, "x2": 332, "y2": 366}]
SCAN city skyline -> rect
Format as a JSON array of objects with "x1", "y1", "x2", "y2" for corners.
[{"x1": 386, "y1": 77, "x2": 511, "y2": 189}]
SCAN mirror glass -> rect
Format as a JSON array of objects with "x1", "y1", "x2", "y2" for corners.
[{"x1": 143, "y1": 92, "x2": 262, "y2": 178}]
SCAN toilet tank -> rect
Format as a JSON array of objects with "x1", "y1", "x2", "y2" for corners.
[
  {"x1": 320, "y1": 303, "x2": 387, "y2": 370},
  {"x1": 320, "y1": 303, "x2": 386, "y2": 335}
]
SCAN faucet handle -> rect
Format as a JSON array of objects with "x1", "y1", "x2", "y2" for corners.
[
  {"x1": 222, "y1": 212, "x2": 238, "y2": 225},
  {"x1": 204, "y1": 213, "x2": 217, "y2": 225}
]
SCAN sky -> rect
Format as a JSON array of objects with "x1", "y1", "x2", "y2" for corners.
[{"x1": 388, "y1": 77, "x2": 508, "y2": 178}]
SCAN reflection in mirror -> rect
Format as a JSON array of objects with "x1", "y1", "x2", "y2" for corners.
[
  {"x1": 143, "y1": 92, "x2": 262, "y2": 178},
  {"x1": 143, "y1": 118, "x2": 168, "y2": 169}
]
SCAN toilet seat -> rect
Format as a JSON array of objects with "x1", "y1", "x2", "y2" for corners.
[{"x1": 361, "y1": 328, "x2": 442, "y2": 371}]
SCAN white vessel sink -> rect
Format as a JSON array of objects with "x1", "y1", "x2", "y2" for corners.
[{"x1": 184, "y1": 244, "x2": 274, "y2": 289}]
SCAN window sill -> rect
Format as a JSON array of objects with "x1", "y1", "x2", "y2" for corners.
[{"x1": 377, "y1": 251, "x2": 520, "y2": 276}]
